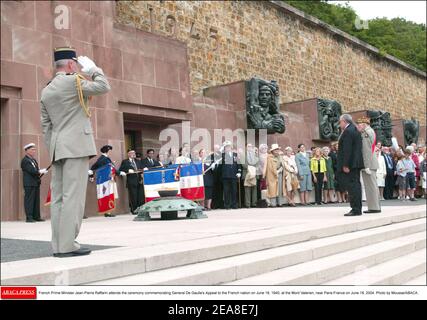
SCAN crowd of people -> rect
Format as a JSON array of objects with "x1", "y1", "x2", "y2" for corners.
[
  {"x1": 24, "y1": 47, "x2": 424, "y2": 259},
  {"x1": 86, "y1": 120, "x2": 426, "y2": 217}
]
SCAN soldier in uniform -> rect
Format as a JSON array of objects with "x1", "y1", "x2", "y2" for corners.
[
  {"x1": 21, "y1": 143, "x2": 48, "y2": 222},
  {"x1": 88, "y1": 145, "x2": 116, "y2": 217},
  {"x1": 41, "y1": 47, "x2": 110, "y2": 257},
  {"x1": 356, "y1": 117, "x2": 381, "y2": 213}
]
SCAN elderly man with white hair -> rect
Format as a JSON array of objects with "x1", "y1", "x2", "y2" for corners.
[{"x1": 336, "y1": 114, "x2": 364, "y2": 216}]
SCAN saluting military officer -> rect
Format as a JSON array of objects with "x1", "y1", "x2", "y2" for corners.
[
  {"x1": 356, "y1": 117, "x2": 381, "y2": 214},
  {"x1": 41, "y1": 47, "x2": 110, "y2": 257}
]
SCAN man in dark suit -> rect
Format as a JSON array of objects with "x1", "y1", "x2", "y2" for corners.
[
  {"x1": 140, "y1": 149, "x2": 161, "y2": 169},
  {"x1": 119, "y1": 149, "x2": 143, "y2": 214},
  {"x1": 21, "y1": 143, "x2": 48, "y2": 222},
  {"x1": 336, "y1": 114, "x2": 364, "y2": 216},
  {"x1": 219, "y1": 141, "x2": 242, "y2": 210},
  {"x1": 88, "y1": 145, "x2": 116, "y2": 217},
  {"x1": 382, "y1": 146, "x2": 396, "y2": 199},
  {"x1": 211, "y1": 144, "x2": 224, "y2": 209}
]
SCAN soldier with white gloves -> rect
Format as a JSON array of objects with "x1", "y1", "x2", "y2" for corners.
[{"x1": 41, "y1": 47, "x2": 110, "y2": 257}]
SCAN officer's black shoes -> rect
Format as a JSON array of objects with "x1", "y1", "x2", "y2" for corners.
[
  {"x1": 34, "y1": 218, "x2": 45, "y2": 222},
  {"x1": 104, "y1": 213, "x2": 115, "y2": 217},
  {"x1": 53, "y1": 248, "x2": 92, "y2": 258},
  {"x1": 363, "y1": 210, "x2": 381, "y2": 214},
  {"x1": 26, "y1": 218, "x2": 36, "y2": 223},
  {"x1": 344, "y1": 211, "x2": 362, "y2": 216}
]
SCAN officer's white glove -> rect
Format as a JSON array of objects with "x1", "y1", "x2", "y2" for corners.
[
  {"x1": 236, "y1": 173, "x2": 241, "y2": 178},
  {"x1": 120, "y1": 171, "x2": 127, "y2": 176},
  {"x1": 364, "y1": 168, "x2": 371, "y2": 175},
  {"x1": 77, "y1": 56, "x2": 96, "y2": 73},
  {"x1": 39, "y1": 168, "x2": 48, "y2": 175},
  {"x1": 88, "y1": 170, "x2": 94, "y2": 176},
  {"x1": 211, "y1": 163, "x2": 216, "y2": 170},
  {"x1": 128, "y1": 169, "x2": 135, "y2": 174},
  {"x1": 391, "y1": 137, "x2": 399, "y2": 151},
  {"x1": 143, "y1": 167, "x2": 148, "y2": 171}
]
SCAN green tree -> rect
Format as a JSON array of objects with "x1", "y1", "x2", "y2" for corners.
[{"x1": 284, "y1": 0, "x2": 426, "y2": 72}]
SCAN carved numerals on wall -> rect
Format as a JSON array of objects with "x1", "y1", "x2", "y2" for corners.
[{"x1": 147, "y1": 6, "x2": 220, "y2": 52}]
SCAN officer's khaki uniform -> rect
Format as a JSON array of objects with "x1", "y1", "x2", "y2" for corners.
[
  {"x1": 41, "y1": 67, "x2": 110, "y2": 253},
  {"x1": 360, "y1": 126, "x2": 381, "y2": 211}
]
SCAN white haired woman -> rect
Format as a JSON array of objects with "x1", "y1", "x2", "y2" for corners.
[
  {"x1": 283, "y1": 146, "x2": 299, "y2": 206},
  {"x1": 375, "y1": 146, "x2": 387, "y2": 200}
]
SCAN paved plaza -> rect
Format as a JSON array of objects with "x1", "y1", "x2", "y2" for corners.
[{"x1": 1, "y1": 200, "x2": 425, "y2": 285}]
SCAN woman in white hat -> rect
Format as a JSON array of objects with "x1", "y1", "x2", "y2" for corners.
[
  {"x1": 263, "y1": 144, "x2": 286, "y2": 207},
  {"x1": 283, "y1": 146, "x2": 299, "y2": 206}
]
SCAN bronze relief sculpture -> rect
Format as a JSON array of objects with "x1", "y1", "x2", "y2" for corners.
[
  {"x1": 317, "y1": 99, "x2": 342, "y2": 141},
  {"x1": 403, "y1": 118, "x2": 420, "y2": 146},
  {"x1": 246, "y1": 78, "x2": 285, "y2": 134},
  {"x1": 367, "y1": 110, "x2": 393, "y2": 146}
]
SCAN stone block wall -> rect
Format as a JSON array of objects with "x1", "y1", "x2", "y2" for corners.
[
  {"x1": 1, "y1": 1, "x2": 192, "y2": 220},
  {"x1": 116, "y1": 0, "x2": 426, "y2": 125}
]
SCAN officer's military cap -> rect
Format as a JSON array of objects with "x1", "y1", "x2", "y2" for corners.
[
  {"x1": 23, "y1": 143, "x2": 36, "y2": 151},
  {"x1": 54, "y1": 47, "x2": 77, "y2": 62},
  {"x1": 356, "y1": 117, "x2": 370, "y2": 125}
]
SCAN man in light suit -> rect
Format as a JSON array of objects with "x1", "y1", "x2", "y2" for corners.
[
  {"x1": 41, "y1": 47, "x2": 110, "y2": 257},
  {"x1": 356, "y1": 117, "x2": 381, "y2": 213}
]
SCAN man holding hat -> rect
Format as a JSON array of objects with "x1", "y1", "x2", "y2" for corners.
[
  {"x1": 41, "y1": 47, "x2": 110, "y2": 257},
  {"x1": 356, "y1": 117, "x2": 381, "y2": 213},
  {"x1": 88, "y1": 145, "x2": 116, "y2": 217},
  {"x1": 21, "y1": 143, "x2": 48, "y2": 222}
]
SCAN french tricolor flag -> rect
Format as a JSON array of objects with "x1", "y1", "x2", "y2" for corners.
[
  {"x1": 179, "y1": 163, "x2": 205, "y2": 201},
  {"x1": 143, "y1": 164, "x2": 204, "y2": 202},
  {"x1": 96, "y1": 164, "x2": 116, "y2": 213},
  {"x1": 144, "y1": 166, "x2": 181, "y2": 202}
]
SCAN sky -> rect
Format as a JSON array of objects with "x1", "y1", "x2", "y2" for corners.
[{"x1": 329, "y1": 1, "x2": 426, "y2": 24}]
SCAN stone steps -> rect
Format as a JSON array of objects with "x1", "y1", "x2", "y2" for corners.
[
  {"x1": 2, "y1": 210, "x2": 425, "y2": 285},
  {"x1": 89, "y1": 219, "x2": 426, "y2": 285},
  {"x1": 323, "y1": 250, "x2": 426, "y2": 285},
  {"x1": 226, "y1": 232, "x2": 425, "y2": 285},
  {"x1": 403, "y1": 273, "x2": 426, "y2": 285}
]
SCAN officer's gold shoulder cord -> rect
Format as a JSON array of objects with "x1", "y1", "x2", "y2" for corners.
[{"x1": 76, "y1": 74, "x2": 91, "y2": 117}]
